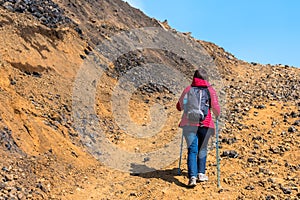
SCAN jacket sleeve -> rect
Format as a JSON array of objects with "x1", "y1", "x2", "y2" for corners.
[
  {"x1": 208, "y1": 86, "x2": 221, "y2": 117},
  {"x1": 176, "y1": 86, "x2": 190, "y2": 111}
]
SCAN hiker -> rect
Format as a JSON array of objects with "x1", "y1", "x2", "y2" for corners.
[{"x1": 176, "y1": 68, "x2": 221, "y2": 187}]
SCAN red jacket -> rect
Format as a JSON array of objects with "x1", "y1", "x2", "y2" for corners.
[{"x1": 176, "y1": 78, "x2": 221, "y2": 128}]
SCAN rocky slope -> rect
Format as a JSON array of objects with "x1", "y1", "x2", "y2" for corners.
[{"x1": 0, "y1": 0, "x2": 299, "y2": 199}]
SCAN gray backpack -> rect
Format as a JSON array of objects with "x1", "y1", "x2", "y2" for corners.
[{"x1": 185, "y1": 87, "x2": 210, "y2": 123}]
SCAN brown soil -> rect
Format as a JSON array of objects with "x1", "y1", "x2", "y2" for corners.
[{"x1": 0, "y1": 1, "x2": 299, "y2": 199}]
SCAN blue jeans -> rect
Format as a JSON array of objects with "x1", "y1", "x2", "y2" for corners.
[{"x1": 183, "y1": 126, "x2": 212, "y2": 178}]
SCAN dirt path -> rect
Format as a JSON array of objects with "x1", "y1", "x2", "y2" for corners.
[{"x1": 0, "y1": 1, "x2": 299, "y2": 199}]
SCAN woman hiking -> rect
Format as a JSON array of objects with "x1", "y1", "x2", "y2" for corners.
[{"x1": 176, "y1": 68, "x2": 221, "y2": 187}]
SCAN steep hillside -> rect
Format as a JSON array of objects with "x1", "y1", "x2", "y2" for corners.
[{"x1": 0, "y1": 0, "x2": 299, "y2": 199}]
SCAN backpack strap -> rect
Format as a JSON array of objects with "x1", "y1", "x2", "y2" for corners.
[{"x1": 206, "y1": 87, "x2": 211, "y2": 109}]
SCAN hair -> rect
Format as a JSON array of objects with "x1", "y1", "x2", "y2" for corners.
[{"x1": 193, "y1": 68, "x2": 209, "y2": 81}]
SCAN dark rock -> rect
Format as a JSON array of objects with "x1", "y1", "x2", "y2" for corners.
[
  {"x1": 32, "y1": 71, "x2": 42, "y2": 78},
  {"x1": 4, "y1": 174, "x2": 13, "y2": 182},
  {"x1": 258, "y1": 157, "x2": 267, "y2": 163},
  {"x1": 36, "y1": 182, "x2": 48, "y2": 193},
  {"x1": 5, "y1": 142, "x2": 12, "y2": 150},
  {"x1": 218, "y1": 188, "x2": 224, "y2": 193},
  {"x1": 130, "y1": 192, "x2": 137, "y2": 196},
  {"x1": 221, "y1": 150, "x2": 238, "y2": 158},
  {"x1": 0, "y1": 0, "x2": 74, "y2": 28},
  {"x1": 265, "y1": 195, "x2": 276, "y2": 200},
  {"x1": 1, "y1": 127, "x2": 19, "y2": 152},
  {"x1": 288, "y1": 126, "x2": 297, "y2": 133},
  {"x1": 252, "y1": 136, "x2": 267, "y2": 143},
  {"x1": 2, "y1": 2, "x2": 14, "y2": 11},
  {"x1": 269, "y1": 146, "x2": 281, "y2": 154},
  {"x1": 256, "y1": 104, "x2": 266, "y2": 109},
  {"x1": 267, "y1": 178, "x2": 274, "y2": 183},
  {"x1": 10, "y1": 79, "x2": 16, "y2": 85},
  {"x1": 84, "y1": 49, "x2": 90, "y2": 55},
  {"x1": 247, "y1": 157, "x2": 256, "y2": 163},
  {"x1": 258, "y1": 167, "x2": 269, "y2": 174},
  {"x1": 245, "y1": 185, "x2": 255, "y2": 190},
  {"x1": 2, "y1": 166, "x2": 9, "y2": 172},
  {"x1": 293, "y1": 120, "x2": 300, "y2": 126},
  {"x1": 290, "y1": 111, "x2": 298, "y2": 118},
  {"x1": 74, "y1": 27, "x2": 83, "y2": 35},
  {"x1": 221, "y1": 137, "x2": 237, "y2": 145},
  {"x1": 281, "y1": 187, "x2": 291, "y2": 194}
]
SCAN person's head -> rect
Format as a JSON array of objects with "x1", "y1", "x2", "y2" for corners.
[{"x1": 193, "y1": 68, "x2": 209, "y2": 81}]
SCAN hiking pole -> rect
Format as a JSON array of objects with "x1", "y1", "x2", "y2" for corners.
[
  {"x1": 178, "y1": 132, "x2": 184, "y2": 175},
  {"x1": 215, "y1": 117, "x2": 221, "y2": 188}
]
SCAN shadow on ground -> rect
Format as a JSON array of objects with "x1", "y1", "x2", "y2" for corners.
[{"x1": 130, "y1": 164, "x2": 189, "y2": 188}]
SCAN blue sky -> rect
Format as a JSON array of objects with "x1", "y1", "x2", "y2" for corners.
[{"x1": 124, "y1": 0, "x2": 300, "y2": 68}]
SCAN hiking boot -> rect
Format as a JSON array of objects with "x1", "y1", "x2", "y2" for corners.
[
  {"x1": 197, "y1": 173, "x2": 208, "y2": 182},
  {"x1": 188, "y1": 176, "x2": 197, "y2": 187}
]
